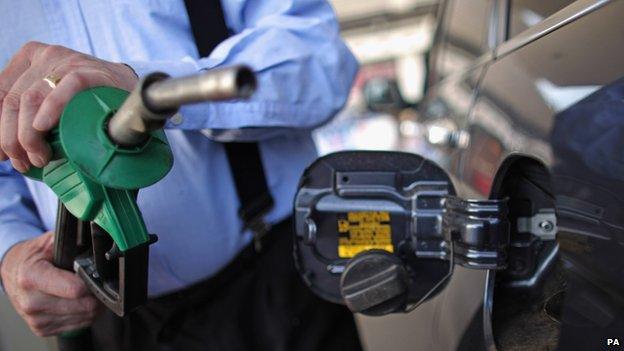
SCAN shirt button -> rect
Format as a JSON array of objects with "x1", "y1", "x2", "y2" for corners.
[{"x1": 171, "y1": 113, "x2": 184, "y2": 125}]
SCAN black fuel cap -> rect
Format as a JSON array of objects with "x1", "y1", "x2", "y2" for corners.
[{"x1": 339, "y1": 250, "x2": 409, "y2": 316}]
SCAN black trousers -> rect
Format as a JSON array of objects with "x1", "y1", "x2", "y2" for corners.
[{"x1": 91, "y1": 219, "x2": 362, "y2": 351}]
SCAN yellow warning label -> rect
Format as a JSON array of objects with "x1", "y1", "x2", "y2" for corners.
[{"x1": 337, "y1": 211, "x2": 393, "y2": 258}]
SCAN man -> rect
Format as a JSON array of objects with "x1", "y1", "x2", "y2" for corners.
[{"x1": 0, "y1": 0, "x2": 360, "y2": 350}]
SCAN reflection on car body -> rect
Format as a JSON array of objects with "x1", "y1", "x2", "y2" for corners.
[{"x1": 427, "y1": 1, "x2": 624, "y2": 349}]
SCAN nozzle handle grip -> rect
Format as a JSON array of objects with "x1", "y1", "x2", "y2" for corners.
[{"x1": 53, "y1": 202, "x2": 95, "y2": 351}]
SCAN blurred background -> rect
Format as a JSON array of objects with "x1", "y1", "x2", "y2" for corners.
[
  {"x1": 0, "y1": 1, "x2": 440, "y2": 350},
  {"x1": 316, "y1": 0, "x2": 437, "y2": 158}
]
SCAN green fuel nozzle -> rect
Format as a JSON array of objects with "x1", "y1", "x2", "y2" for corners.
[{"x1": 24, "y1": 65, "x2": 256, "y2": 316}]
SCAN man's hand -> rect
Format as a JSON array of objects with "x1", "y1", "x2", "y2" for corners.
[
  {"x1": 0, "y1": 41, "x2": 138, "y2": 172},
  {"x1": 0, "y1": 232, "x2": 101, "y2": 337}
]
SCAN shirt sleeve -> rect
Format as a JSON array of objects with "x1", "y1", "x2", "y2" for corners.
[
  {"x1": 125, "y1": 0, "x2": 358, "y2": 141},
  {"x1": 0, "y1": 161, "x2": 44, "y2": 276}
]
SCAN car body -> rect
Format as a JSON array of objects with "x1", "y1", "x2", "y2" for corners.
[{"x1": 413, "y1": 0, "x2": 624, "y2": 349}]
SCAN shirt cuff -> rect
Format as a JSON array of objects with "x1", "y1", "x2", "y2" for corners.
[{"x1": 0, "y1": 223, "x2": 43, "y2": 292}]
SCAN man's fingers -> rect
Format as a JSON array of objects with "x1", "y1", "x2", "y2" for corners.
[
  {"x1": 27, "y1": 260, "x2": 90, "y2": 299},
  {"x1": 33, "y1": 70, "x2": 115, "y2": 131},
  {"x1": 5, "y1": 231, "x2": 100, "y2": 338},
  {"x1": 0, "y1": 44, "x2": 63, "y2": 168},
  {"x1": 18, "y1": 82, "x2": 52, "y2": 167},
  {"x1": 47, "y1": 296, "x2": 100, "y2": 316},
  {"x1": 0, "y1": 91, "x2": 28, "y2": 171},
  {"x1": 26, "y1": 311, "x2": 97, "y2": 337},
  {"x1": 18, "y1": 291, "x2": 98, "y2": 316},
  {"x1": 0, "y1": 42, "x2": 42, "y2": 96},
  {"x1": 0, "y1": 62, "x2": 53, "y2": 170},
  {"x1": 39, "y1": 295, "x2": 99, "y2": 316}
]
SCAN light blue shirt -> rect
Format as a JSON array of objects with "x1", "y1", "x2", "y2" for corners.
[{"x1": 0, "y1": 0, "x2": 357, "y2": 296}]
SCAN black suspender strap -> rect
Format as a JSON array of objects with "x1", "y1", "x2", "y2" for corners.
[
  {"x1": 222, "y1": 143, "x2": 275, "y2": 239},
  {"x1": 183, "y1": 0, "x2": 275, "y2": 248}
]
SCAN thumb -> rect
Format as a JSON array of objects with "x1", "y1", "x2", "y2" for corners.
[{"x1": 36, "y1": 231, "x2": 55, "y2": 261}]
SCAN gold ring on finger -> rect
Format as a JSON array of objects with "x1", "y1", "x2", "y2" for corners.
[{"x1": 43, "y1": 74, "x2": 62, "y2": 89}]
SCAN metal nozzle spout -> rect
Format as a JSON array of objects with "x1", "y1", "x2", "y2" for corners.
[
  {"x1": 107, "y1": 65, "x2": 256, "y2": 147},
  {"x1": 144, "y1": 65, "x2": 256, "y2": 111}
]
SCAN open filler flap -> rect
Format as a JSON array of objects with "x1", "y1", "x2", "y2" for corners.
[{"x1": 293, "y1": 151, "x2": 509, "y2": 315}]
